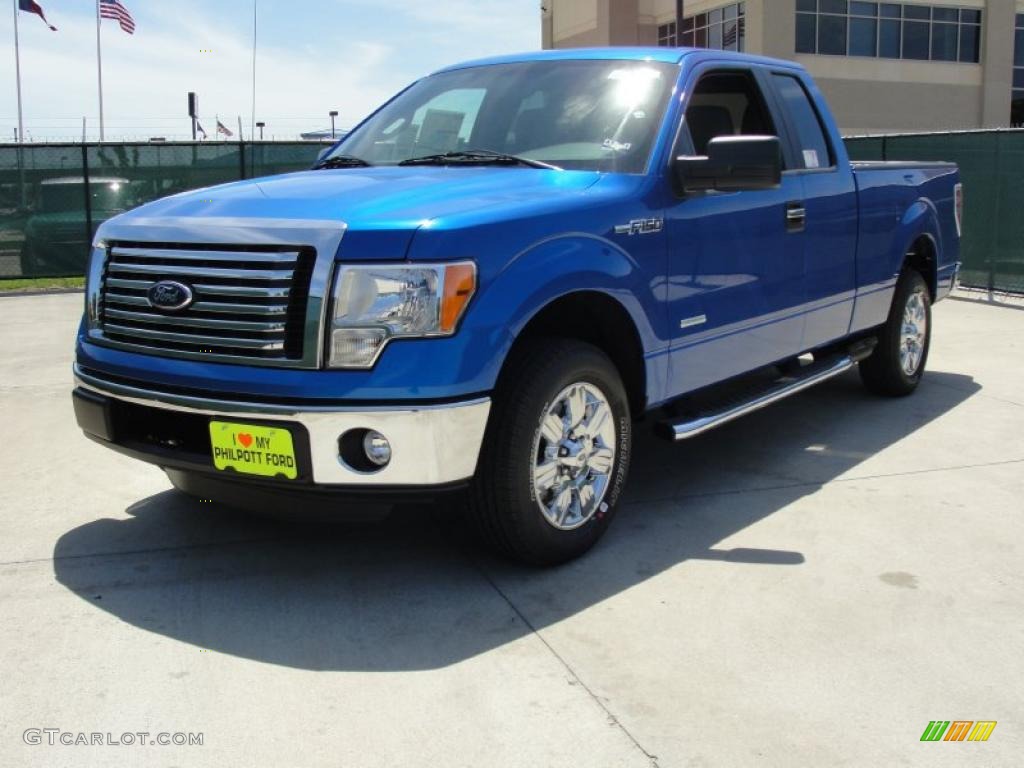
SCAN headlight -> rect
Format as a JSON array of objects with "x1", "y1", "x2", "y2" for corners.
[
  {"x1": 328, "y1": 261, "x2": 476, "y2": 368},
  {"x1": 85, "y1": 239, "x2": 108, "y2": 326}
]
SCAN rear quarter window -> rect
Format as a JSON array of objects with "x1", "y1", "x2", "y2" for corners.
[{"x1": 771, "y1": 74, "x2": 833, "y2": 171}]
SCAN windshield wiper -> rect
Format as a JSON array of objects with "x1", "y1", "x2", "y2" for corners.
[
  {"x1": 398, "y1": 149, "x2": 561, "y2": 171},
  {"x1": 313, "y1": 154, "x2": 372, "y2": 169}
]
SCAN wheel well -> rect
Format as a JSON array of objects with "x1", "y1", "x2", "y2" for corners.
[
  {"x1": 509, "y1": 292, "x2": 647, "y2": 415},
  {"x1": 904, "y1": 236, "x2": 937, "y2": 300}
]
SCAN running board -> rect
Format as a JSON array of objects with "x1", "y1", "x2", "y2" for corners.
[{"x1": 657, "y1": 340, "x2": 876, "y2": 442}]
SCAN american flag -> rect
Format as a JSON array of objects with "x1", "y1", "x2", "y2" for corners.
[
  {"x1": 216, "y1": 120, "x2": 234, "y2": 138},
  {"x1": 100, "y1": 0, "x2": 135, "y2": 34}
]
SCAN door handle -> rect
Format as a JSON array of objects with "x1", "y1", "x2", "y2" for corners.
[{"x1": 785, "y1": 202, "x2": 806, "y2": 233}]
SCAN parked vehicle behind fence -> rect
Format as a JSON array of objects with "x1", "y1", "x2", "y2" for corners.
[
  {"x1": 21, "y1": 177, "x2": 134, "y2": 276},
  {"x1": 73, "y1": 48, "x2": 962, "y2": 564}
]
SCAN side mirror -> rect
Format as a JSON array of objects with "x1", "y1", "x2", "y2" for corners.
[{"x1": 674, "y1": 135, "x2": 782, "y2": 193}]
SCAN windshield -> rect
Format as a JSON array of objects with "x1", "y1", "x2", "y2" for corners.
[{"x1": 329, "y1": 60, "x2": 679, "y2": 173}]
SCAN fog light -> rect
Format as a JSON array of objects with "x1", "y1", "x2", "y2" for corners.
[
  {"x1": 330, "y1": 328, "x2": 388, "y2": 368},
  {"x1": 363, "y1": 430, "x2": 392, "y2": 467}
]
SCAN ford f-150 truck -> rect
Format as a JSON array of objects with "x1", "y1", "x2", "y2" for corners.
[{"x1": 72, "y1": 48, "x2": 962, "y2": 564}]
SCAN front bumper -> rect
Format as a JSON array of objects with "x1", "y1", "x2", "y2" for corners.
[{"x1": 73, "y1": 365, "x2": 491, "y2": 488}]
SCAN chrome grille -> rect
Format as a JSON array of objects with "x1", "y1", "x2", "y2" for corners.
[{"x1": 98, "y1": 244, "x2": 316, "y2": 363}]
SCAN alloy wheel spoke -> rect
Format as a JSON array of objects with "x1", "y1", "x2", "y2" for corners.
[
  {"x1": 582, "y1": 402, "x2": 610, "y2": 441},
  {"x1": 588, "y1": 446, "x2": 615, "y2": 475},
  {"x1": 566, "y1": 386, "x2": 588, "y2": 429},
  {"x1": 541, "y1": 412, "x2": 565, "y2": 445},
  {"x1": 577, "y1": 481, "x2": 596, "y2": 512},
  {"x1": 565, "y1": 489, "x2": 583, "y2": 525},
  {"x1": 534, "y1": 459, "x2": 559, "y2": 492},
  {"x1": 548, "y1": 485, "x2": 573, "y2": 525}
]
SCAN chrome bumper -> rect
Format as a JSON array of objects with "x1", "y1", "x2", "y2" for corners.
[{"x1": 74, "y1": 365, "x2": 491, "y2": 486}]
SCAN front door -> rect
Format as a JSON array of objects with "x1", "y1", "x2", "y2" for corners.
[{"x1": 665, "y1": 66, "x2": 807, "y2": 398}]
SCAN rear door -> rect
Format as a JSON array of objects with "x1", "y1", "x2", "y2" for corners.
[
  {"x1": 766, "y1": 71, "x2": 858, "y2": 349},
  {"x1": 663, "y1": 64, "x2": 806, "y2": 397}
]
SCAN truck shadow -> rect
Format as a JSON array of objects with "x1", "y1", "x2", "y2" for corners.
[{"x1": 52, "y1": 370, "x2": 980, "y2": 671}]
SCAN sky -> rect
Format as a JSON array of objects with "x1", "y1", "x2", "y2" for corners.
[{"x1": 1, "y1": 0, "x2": 540, "y2": 141}]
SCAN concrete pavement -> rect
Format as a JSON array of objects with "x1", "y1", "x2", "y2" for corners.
[{"x1": 0, "y1": 292, "x2": 1021, "y2": 767}]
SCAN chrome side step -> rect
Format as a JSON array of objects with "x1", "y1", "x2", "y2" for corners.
[{"x1": 657, "y1": 341, "x2": 876, "y2": 441}]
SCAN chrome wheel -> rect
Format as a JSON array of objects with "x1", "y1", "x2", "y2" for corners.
[
  {"x1": 531, "y1": 382, "x2": 617, "y2": 531},
  {"x1": 899, "y1": 287, "x2": 928, "y2": 376}
]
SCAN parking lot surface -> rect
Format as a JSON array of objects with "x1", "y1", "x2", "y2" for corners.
[{"x1": 1, "y1": 292, "x2": 1021, "y2": 767}]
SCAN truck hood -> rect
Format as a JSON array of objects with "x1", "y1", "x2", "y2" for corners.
[{"x1": 103, "y1": 167, "x2": 604, "y2": 259}]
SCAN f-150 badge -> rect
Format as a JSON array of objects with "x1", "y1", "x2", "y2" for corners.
[{"x1": 614, "y1": 218, "x2": 663, "y2": 236}]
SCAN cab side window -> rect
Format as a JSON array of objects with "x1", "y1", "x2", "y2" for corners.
[
  {"x1": 684, "y1": 71, "x2": 778, "y2": 156},
  {"x1": 770, "y1": 74, "x2": 833, "y2": 170}
]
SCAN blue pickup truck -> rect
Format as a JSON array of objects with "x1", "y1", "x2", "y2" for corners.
[{"x1": 73, "y1": 48, "x2": 962, "y2": 564}]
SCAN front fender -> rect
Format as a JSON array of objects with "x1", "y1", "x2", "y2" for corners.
[
  {"x1": 480, "y1": 232, "x2": 661, "y2": 347},
  {"x1": 459, "y1": 231, "x2": 667, "y2": 399}
]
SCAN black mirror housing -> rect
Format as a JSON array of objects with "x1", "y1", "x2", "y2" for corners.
[{"x1": 674, "y1": 135, "x2": 782, "y2": 193}]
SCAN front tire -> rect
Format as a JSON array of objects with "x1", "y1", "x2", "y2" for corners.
[
  {"x1": 470, "y1": 339, "x2": 632, "y2": 565},
  {"x1": 859, "y1": 268, "x2": 932, "y2": 396}
]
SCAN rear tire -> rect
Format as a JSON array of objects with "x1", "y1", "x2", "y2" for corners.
[
  {"x1": 859, "y1": 269, "x2": 931, "y2": 397},
  {"x1": 469, "y1": 339, "x2": 632, "y2": 566}
]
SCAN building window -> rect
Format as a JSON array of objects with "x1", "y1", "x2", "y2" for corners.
[
  {"x1": 1014, "y1": 14, "x2": 1024, "y2": 126},
  {"x1": 795, "y1": 2, "x2": 982, "y2": 63},
  {"x1": 658, "y1": 21, "x2": 677, "y2": 47},
  {"x1": 658, "y1": 3, "x2": 745, "y2": 52}
]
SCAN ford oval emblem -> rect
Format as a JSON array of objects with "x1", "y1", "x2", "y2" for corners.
[{"x1": 147, "y1": 280, "x2": 194, "y2": 311}]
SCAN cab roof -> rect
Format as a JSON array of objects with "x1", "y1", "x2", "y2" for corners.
[{"x1": 434, "y1": 47, "x2": 805, "y2": 75}]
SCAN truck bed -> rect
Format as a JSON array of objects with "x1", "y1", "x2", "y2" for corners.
[{"x1": 847, "y1": 161, "x2": 961, "y2": 334}]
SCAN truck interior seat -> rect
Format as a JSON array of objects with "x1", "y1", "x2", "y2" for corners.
[
  {"x1": 508, "y1": 108, "x2": 551, "y2": 152},
  {"x1": 741, "y1": 104, "x2": 771, "y2": 135},
  {"x1": 686, "y1": 105, "x2": 735, "y2": 155}
]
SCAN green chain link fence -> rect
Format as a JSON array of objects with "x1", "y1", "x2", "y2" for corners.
[
  {"x1": 2, "y1": 131, "x2": 1022, "y2": 291},
  {"x1": 845, "y1": 129, "x2": 1024, "y2": 293},
  {"x1": 0, "y1": 141, "x2": 329, "y2": 279}
]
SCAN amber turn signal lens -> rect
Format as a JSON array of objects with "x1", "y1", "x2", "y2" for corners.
[{"x1": 440, "y1": 263, "x2": 476, "y2": 332}]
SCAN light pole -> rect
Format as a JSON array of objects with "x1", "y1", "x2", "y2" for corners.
[
  {"x1": 256, "y1": 121, "x2": 265, "y2": 140},
  {"x1": 329, "y1": 110, "x2": 339, "y2": 139}
]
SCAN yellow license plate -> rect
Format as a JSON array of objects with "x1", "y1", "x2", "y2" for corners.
[{"x1": 209, "y1": 421, "x2": 298, "y2": 480}]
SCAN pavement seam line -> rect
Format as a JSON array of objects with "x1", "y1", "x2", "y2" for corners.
[
  {"x1": 0, "y1": 535, "x2": 290, "y2": 568},
  {"x1": 6, "y1": 458, "x2": 1021, "y2": 567},
  {"x1": 926, "y1": 377, "x2": 1024, "y2": 408},
  {"x1": 469, "y1": 556, "x2": 661, "y2": 768},
  {"x1": 624, "y1": 457, "x2": 1024, "y2": 507}
]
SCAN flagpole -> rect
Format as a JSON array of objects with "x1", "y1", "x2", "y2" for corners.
[
  {"x1": 95, "y1": 0, "x2": 105, "y2": 141},
  {"x1": 13, "y1": 0, "x2": 24, "y2": 143},
  {"x1": 251, "y1": 0, "x2": 257, "y2": 144}
]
